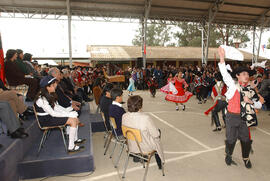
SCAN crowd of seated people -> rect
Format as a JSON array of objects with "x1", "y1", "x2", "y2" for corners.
[{"x1": 0, "y1": 49, "x2": 100, "y2": 151}]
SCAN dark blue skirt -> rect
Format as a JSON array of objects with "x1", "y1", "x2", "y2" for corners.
[{"x1": 38, "y1": 115, "x2": 68, "y2": 127}]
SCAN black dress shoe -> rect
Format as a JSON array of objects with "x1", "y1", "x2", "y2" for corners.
[
  {"x1": 84, "y1": 98, "x2": 93, "y2": 102},
  {"x1": 133, "y1": 157, "x2": 140, "y2": 163},
  {"x1": 23, "y1": 108, "x2": 34, "y2": 116},
  {"x1": 243, "y1": 159, "x2": 252, "y2": 169},
  {"x1": 19, "y1": 114, "x2": 28, "y2": 121},
  {"x1": 10, "y1": 130, "x2": 28, "y2": 139},
  {"x1": 25, "y1": 97, "x2": 33, "y2": 102},
  {"x1": 74, "y1": 138, "x2": 86, "y2": 145},
  {"x1": 17, "y1": 128, "x2": 28, "y2": 137}
]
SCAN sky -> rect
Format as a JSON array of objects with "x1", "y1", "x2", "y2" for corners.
[
  {"x1": 0, "y1": 17, "x2": 139, "y2": 56},
  {"x1": 0, "y1": 17, "x2": 270, "y2": 58}
]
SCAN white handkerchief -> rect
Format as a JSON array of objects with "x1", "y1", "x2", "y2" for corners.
[{"x1": 221, "y1": 45, "x2": 244, "y2": 61}]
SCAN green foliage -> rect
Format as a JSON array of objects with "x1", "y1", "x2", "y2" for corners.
[
  {"x1": 267, "y1": 38, "x2": 270, "y2": 49},
  {"x1": 132, "y1": 22, "x2": 250, "y2": 48},
  {"x1": 132, "y1": 24, "x2": 173, "y2": 46}
]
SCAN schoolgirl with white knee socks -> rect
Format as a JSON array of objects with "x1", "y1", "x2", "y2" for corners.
[{"x1": 35, "y1": 75, "x2": 85, "y2": 153}]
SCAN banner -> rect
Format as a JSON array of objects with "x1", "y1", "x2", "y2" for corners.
[{"x1": 0, "y1": 33, "x2": 5, "y2": 84}]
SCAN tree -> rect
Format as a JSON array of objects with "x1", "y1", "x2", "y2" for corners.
[
  {"x1": 267, "y1": 37, "x2": 270, "y2": 49},
  {"x1": 132, "y1": 24, "x2": 173, "y2": 46},
  {"x1": 174, "y1": 22, "x2": 250, "y2": 48},
  {"x1": 216, "y1": 24, "x2": 250, "y2": 47}
]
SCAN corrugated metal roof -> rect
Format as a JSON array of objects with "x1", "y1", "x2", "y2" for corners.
[
  {"x1": 1, "y1": 0, "x2": 270, "y2": 26},
  {"x1": 87, "y1": 45, "x2": 264, "y2": 61}
]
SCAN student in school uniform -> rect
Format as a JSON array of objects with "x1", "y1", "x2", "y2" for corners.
[
  {"x1": 109, "y1": 88, "x2": 126, "y2": 136},
  {"x1": 35, "y1": 75, "x2": 85, "y2": 153}
]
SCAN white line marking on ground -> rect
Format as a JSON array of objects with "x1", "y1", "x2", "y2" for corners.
[
  {"x1": 257, "y1": 127, "x2": 270, "y2": 136},
  {"x1": 144, "y1": 110, "x2": 205, "y2": 116},
  {"x1": 164, "y1": 151, "x2": 196, "y2": 154},
  {"x1": 148, "y1": 112, "x2": 211, "y2": 150},
  {"x1": 81, "y1": 145, "x2": 225, "y2": 181}
]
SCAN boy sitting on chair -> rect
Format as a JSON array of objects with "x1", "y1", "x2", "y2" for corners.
[{"x1": 109, "y1": 88, "x2": 126, "y2": 136}]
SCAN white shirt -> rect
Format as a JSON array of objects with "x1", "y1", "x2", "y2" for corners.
[
  {"x1": 112, "y1": 101, "x2": 122, "y2": 107},
  {"x1": 36, "y1": 96, "x2": 78, "y2": 118}
]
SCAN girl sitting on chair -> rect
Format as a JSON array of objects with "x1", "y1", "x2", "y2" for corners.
[{"x1": 35, "y1": 75, "x2": 85, "y2": 153}]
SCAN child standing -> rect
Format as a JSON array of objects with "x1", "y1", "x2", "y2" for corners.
[{"x1": 127, "y1": 75, "x2": 136, "y2": 96}]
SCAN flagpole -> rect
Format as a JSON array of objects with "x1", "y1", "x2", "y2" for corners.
[{"x1": 0, "y1": 32, "x2": 6, "y2": 84}]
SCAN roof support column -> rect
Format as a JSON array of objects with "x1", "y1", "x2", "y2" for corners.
[
  {"x1": 66, "y1": 0, "x2": 72, "y2": 68},
  {"x1": 252, "y1": 26, "x2": 264, "y2": 64},
  {"x1": 201, "y1": 0, "x2": 224, "y2": 65},
  {"x1": 142, "y1": 0, "x2": 151, "y2": 68}
]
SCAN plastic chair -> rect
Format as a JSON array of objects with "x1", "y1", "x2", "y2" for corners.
[
  {"x1": 122, "y1": 125, "x2": 165, "y2": 181},
  {"x1": 104, "y1": 116, "x2": 126, "y2": 168},
  {"x1": 33, "y1": 106, "x2": 67, "y2": 156}
]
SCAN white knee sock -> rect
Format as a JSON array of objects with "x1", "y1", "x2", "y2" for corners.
[
  {"x1": 66, "y1": 126, "x2": 70, "y2": 135},
  {"x1": 74, "y1": 126, "x2": 78, "y2": 141},
  {"x1": 68, "y1": 127, "x2": 76, "y2": 150}
]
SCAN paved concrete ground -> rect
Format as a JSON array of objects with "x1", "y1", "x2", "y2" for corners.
[{"x1": 25, "y1": 90, "x2": 270, "y2": 181}]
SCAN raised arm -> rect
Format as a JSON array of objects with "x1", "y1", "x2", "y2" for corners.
[{"x1": 218, "y1": 47, "x2": 236, "y2": 90}]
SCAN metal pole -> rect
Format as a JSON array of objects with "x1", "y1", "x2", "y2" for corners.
[
  {"x1": 143, "y1": 17, "x2": 147, "y2": 68},
  {"x1": 252, "y1": 26, "x2": 256, "y2": 64},
  {"x1": 66, "y1": 0, "x2": 72, "y2": 68},
  {"x1": 141, "y1": 17, "x2": 145, "y2": 68},
  {"x1": 256, "y1": 26, "x2": 263, "y2": 62},
  {"x1": 205, "y1": 22, "x2": 211, "y2": 65},
  {"x1": 201, "y1": 28, "x2": 204, "y2": 65}
]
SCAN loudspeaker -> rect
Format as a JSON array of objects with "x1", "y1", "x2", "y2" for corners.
[{"x1": 136, "y1": 57, "x2": 143, "y2": 68}]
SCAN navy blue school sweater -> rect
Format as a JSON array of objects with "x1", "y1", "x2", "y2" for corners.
[{"x1": 109, "y1": 104, "x2": 126, "y2": 136}]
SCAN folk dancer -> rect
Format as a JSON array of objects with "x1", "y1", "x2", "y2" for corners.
[{"x1": 218, "y1": 47, "x2": 263, "y2": 169}]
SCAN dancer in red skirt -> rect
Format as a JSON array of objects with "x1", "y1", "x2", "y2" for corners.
[{"x1": 161, "y1": 71, "x2": 193, "y2": 111}]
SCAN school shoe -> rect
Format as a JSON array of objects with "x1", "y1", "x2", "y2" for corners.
[
  {"x1": 74, "y1": 138, "x2": 86, "y2": 145},
  {"x1": 68, "y1": 145, "x2": 85, "y2": 154},
  {"x1": 176, "y1": 106, "x2": 179, "y2": 111}
]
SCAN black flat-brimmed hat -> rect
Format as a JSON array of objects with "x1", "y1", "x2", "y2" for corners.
[{"x1": 232, "y1": 67, "x2": 256, "y2": 78}]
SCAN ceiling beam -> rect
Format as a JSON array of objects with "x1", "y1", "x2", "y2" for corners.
[{"x1": 207, "y1": 0, "x2": 225, "y2": 23}]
